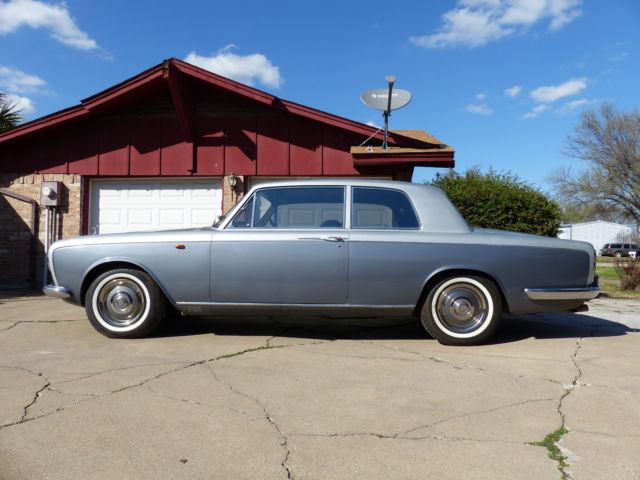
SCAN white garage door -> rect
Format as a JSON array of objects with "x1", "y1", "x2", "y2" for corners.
[{"x1": 90, "y1": 178, "x2": 222, "y2": 234}]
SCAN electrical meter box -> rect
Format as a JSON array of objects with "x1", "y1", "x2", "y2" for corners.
[{"x1": 40, "y1": 181, "x2": 62, "y2": 207}]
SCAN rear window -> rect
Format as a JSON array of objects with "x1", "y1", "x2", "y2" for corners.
[
  {"x1": 351, "y1": 187, "x2": 419, "y2": 229},
  {"x1": 611, "y1": 244, "x2": 622, "y2": 248}
]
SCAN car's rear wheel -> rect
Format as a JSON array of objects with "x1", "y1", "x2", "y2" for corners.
[
  {"x1": 420, "y1": 276, "x2": 501, "y2": 346},
  {"x1": 614, "y1": 251, "x2": 622, "y2": 258},
  {"x1": 85, "y1": 268, "x2": 166, "y2": 338}
]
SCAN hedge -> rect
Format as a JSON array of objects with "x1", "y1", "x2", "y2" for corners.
[{"x1": 430, "y1": 168, "x2": 561, "y2": 237}]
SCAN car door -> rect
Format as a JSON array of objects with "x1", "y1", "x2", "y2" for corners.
[
  {"x1": 210, "y1": 186, "x2": 349, "y2": 305},
  {"x1": 347, "y1": 186, "x2": 424, "y2": 308}
]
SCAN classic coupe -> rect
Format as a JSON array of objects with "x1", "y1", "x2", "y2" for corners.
[{"x1": 44, "y1": 179, "x2": 599, "y2": 345}]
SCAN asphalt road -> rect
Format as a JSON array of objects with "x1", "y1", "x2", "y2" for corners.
[{"x1": 1, "y1": 295, "x2": 638, "y2": 480}]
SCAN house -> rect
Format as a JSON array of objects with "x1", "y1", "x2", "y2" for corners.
[
  {"x1": 0, "y1": 58, "x2": 454, "y2": 286},
  {"x1": 558, "y1": 220, "x2": 636, "y2": 252}
]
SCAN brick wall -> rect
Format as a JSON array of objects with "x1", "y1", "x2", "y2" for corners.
[{"x1": 0, "y1": 174, "x2": 81, "y2": 287}]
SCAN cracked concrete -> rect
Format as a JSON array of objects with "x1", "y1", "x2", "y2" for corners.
[{"x1": 0, "y1": 295, "x2": 639, "y2": 479}]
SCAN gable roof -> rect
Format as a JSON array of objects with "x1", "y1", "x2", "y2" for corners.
[{"x1": 0, "y1": 58, "x2": 448, "y2": 153}]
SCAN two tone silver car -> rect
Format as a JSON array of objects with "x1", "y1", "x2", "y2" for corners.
[{"x1": 44, "y1": 179, "x2": 599, "y2": 345}]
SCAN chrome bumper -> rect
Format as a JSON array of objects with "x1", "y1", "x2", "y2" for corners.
[
  {"x1": 524, "y1": 287, "x2": 600, "y2": 301},
  {"x1": 43, "y1": 285, "x2": 71, "y2": 299}
]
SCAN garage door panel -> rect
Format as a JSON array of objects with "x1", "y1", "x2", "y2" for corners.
[{"x1": 91, "y1": 179, "x2": 222, "y2": 234}]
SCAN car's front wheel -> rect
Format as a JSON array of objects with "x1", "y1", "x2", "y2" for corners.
[
  {"x1": 420, "y1": 276, "x2": 502, "y2": 346},
  {"x1": 85, "y1": 268, "x2": 166, "y2": 338}
]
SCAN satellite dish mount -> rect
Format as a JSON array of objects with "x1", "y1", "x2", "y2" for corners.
[
  {"x1": 361, "y1": 76, "x2": 412, "y2": 150},
  {"x1": 382, "y1": 76, "x2": 395, "y2": 149}
]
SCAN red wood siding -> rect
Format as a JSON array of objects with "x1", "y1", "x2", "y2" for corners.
[
  {"x1": 224, "y1": 115, "x2": 257, "y2": 175},
  {"x1": 195, "y1": 115, "x2": 224, "y2": 176},
  {"x1": 322, "y1": 127, "x2": 358, "y2": 175},
  {"x1": 38, "y1": 132, "x2": 68, "y2": 174},
  {"x1": 290, "y1": 118, "x2": 322, "y2": 175},
  {"x1": 0, "y1": 93, "x2": 410, "y2": 177},
  {"x1": 160, "y1": 116, "x2": 193, "y2": 175},
  {"x1": 68, "y1": 123, "x2": 98, "y2": 175},
  {"x1": 98, "y1": 118, "x2": 129, "y2": 175},
  {"x1": 130, "y1": 116, "x2": 161, "y2": 175},
  {"x1": 257, "y1": 115, "x2": 289, "y2": 175}
]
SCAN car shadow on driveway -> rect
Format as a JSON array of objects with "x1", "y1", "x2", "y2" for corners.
[{"x1": 153, "y1": 311, "x2": 635, "y2": 345}]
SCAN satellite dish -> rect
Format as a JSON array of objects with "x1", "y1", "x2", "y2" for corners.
[
  {"x1": 360, "y1": 76, "x2": 412, "y2": 149},
  {"x1": 360, "y1": 88, "x2": 412, "y2": 111}
]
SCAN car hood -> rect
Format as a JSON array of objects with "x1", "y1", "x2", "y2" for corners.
[{"x1": 49, "y1": 227, "x2": 215, "y2": 250}]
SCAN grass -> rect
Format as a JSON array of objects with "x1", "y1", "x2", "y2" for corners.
[
  {"x1": 596, "y1": 264, "x2": 640, "y2": 299},
  {"x1": 596, "y1": 265, "x2": 617, "y2": 279},
  {"x1": 597, "y1": 255, "x2": 615, "y2": 264},
  {"x1": 531, "y1": 426, "x2": 570, "y2": 479}
]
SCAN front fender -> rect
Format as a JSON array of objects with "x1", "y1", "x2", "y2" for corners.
[{"x1": 80, "y1": 257, "x2": 179, "y2": 308}]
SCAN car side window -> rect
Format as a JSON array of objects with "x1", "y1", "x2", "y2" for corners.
[
  {"x1": 351, "y1": 187, "x2": 419, "y2": 229},
  {"x1": 249, "y1": 187, "x2": 345, "y2": 229}
]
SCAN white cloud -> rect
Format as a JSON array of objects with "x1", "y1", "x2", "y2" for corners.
[
  {"x1": 504, "y1": 85, "x2": 522, "y2": 97},
  {"x1": 366, "y1": 120, "x2": 381, "y2": 128},
  {"x1": 556, "y1": 98, "x2": 596, "y2": 114},
  {"x1": 465, "y1": 103, "x2": 493, "y2": 115},
  {"x1": 185, "y1": 45, "x2": 283, "y2": 89},
  {"x1": 410, "y1": 0, "x2": 581, "y2": 49},
  {"x1": 0, "y1": 65, "x2": 46, "y2": 94},
  {"x1": 475, "y1": 92, "x2": 487, "y2": 100},
  {"x1": 608, "y1": 51, "x2": 628, "y2": 62},
  {"x1": 5, "y1": 93, "x2": 35, "y2": 115},
  {"x1": 530, "y1": 77, "x2": 587, "y2": 103},
  {"x1": 523, "y1": 104, "x2": 547, "y2": 118},
  {"x1": 0, "y1": 0, "x2": 98, "y2": 50},
  {"x1": 564, "y1": 98, "x2": 589, "y2": 109}
]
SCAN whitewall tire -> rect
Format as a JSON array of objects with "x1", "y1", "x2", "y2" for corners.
[
  {"x1": 420, "y1": 275, "x2": 502, "y2": 346},
  {"x1": 85, "y1": 268, "x2": 166, "y2": 338}
]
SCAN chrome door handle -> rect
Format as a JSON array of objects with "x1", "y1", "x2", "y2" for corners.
[
  {"x1": 298, "y1": 235, "x2": 347, "y2": 242},
  {"x1": 322, "y1": 235, "x2": 346, "y2": 242}
]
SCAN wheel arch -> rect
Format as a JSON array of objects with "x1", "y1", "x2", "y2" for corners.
[
  {"x1": 80, "y1": 259, "x2": 177, "y2": 308},
  {"x1": 413, "y1": 267, "x2": 511, "y2": 317}
]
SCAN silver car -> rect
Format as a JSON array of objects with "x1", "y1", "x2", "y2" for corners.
[{"x1": 44, "y1": 179, "x2": 599, "y2": 345}]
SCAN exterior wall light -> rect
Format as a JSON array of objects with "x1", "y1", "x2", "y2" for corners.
[{"x1": 228, "y1": 173, "x2": 238, "y2": 191}]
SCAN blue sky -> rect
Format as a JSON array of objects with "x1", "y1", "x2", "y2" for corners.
[{"x1": 0, "y1": 0, "x2": 638, "y2": 191}]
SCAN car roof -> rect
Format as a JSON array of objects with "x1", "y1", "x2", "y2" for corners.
[
  {"x1": 245, "y1": 178, "x2": 443, "y2": 195},
  {"x1": 221, "y1": 179, "x2": 472, "y2": 234}
]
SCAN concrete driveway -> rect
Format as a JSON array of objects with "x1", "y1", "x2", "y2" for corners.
[{"x1": 0, "y1": 295, "x2": 638, "y2": 480}]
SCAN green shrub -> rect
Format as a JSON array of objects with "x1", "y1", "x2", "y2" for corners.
[{"x1": 430, "y1": 168, "x2": 561, "y2": 237}]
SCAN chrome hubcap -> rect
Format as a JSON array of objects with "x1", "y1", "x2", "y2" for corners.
[
  {"x1": 97, "y1": 278, "x2": 145, "y2": 328},
  {"x1": 436, "y1": 283, "x2": 488, "y2": 334}
]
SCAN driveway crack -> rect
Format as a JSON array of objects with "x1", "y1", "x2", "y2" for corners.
[
  {"x1": 205, "y1": 363, "x2": 293, "y2": 479},
  {"x1": 0, "y1": 371, "x2": 51, "y2": 429},
  {"x1": 530, "y1": 335, "x2": 588, "y2": 480}
]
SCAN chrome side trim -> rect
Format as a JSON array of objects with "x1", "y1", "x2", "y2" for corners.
[
  {"x1": 43, "y1": 285, "x2": 71, "y2": 299},
  {"x1": 177, "y1": 302, "x2": 414, "y2": 309},
  {"x1": 524, "y1": 287, "x2": 600, "y2": 301},
  {"x1": 176, "y1": 302, "x2": 414, "y2": 316}
]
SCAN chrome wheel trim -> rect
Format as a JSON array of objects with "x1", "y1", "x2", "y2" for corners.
[
  {"x1": 92, "y1": 273, "x2": 151, "y2": 332},
  {"x1": 431, "y1": 277, "x2": 494, "y2": 339}
]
